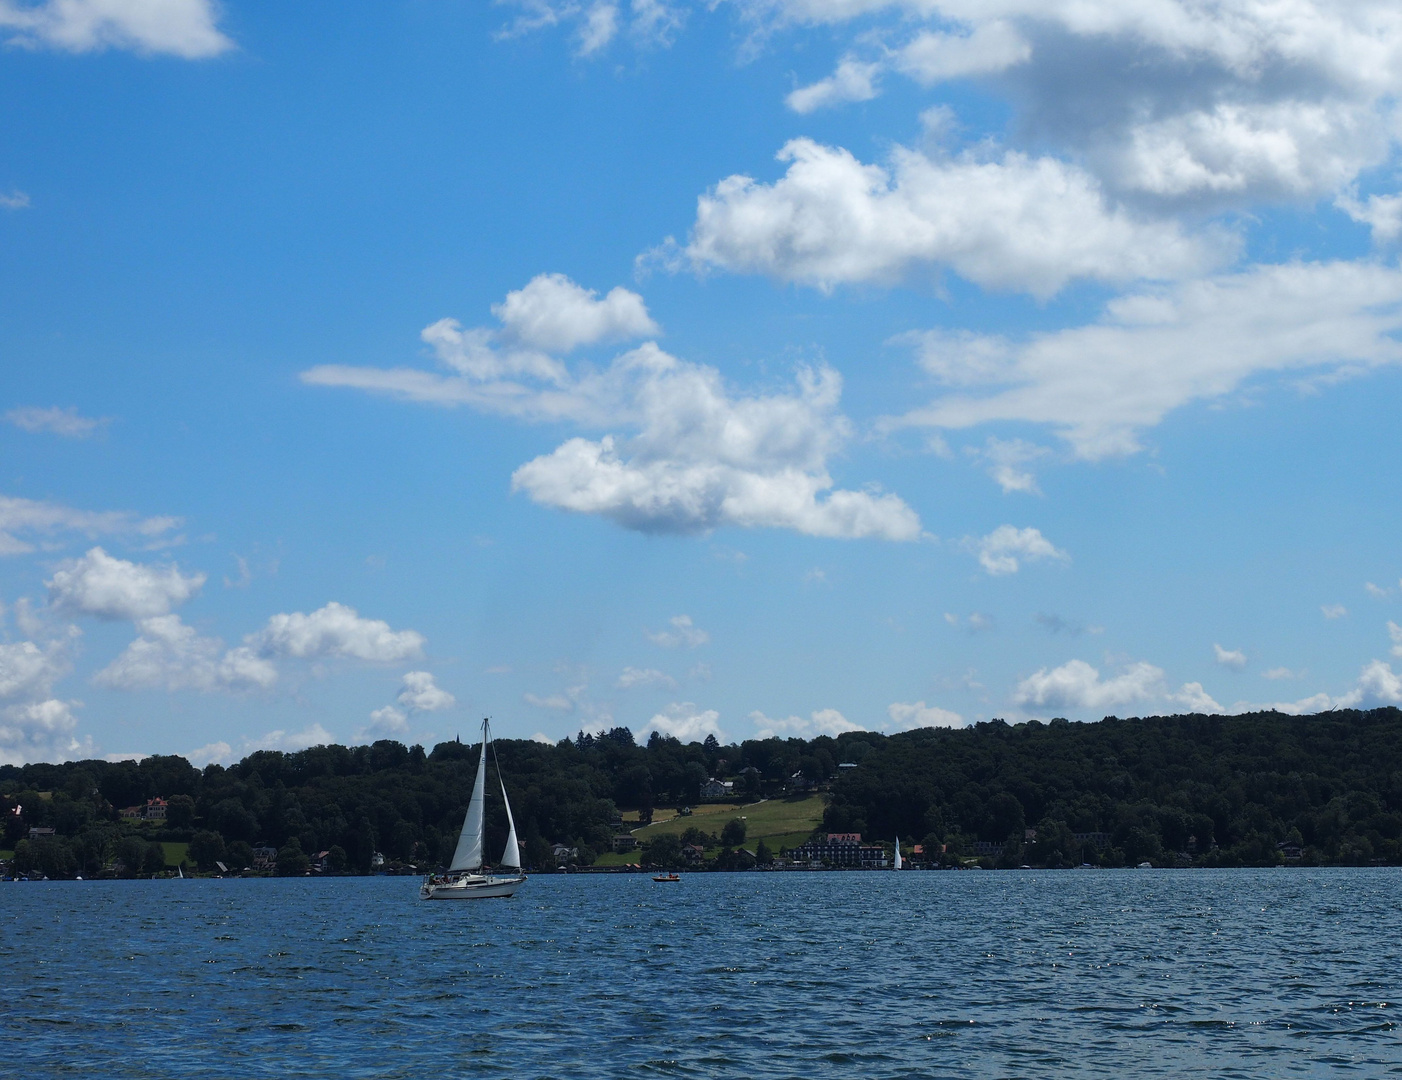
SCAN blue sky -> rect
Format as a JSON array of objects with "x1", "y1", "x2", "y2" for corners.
[{"x1": 3, "y1": 0, "x2": 1402, "y2": 765}]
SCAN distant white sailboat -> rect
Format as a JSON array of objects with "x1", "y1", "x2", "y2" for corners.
[
  {"x1": 893, "y1": 837, "x2": 902, "y2": 871},
  {"x1": 420, "y1": 718, "x2": 526, "y2": 900}
]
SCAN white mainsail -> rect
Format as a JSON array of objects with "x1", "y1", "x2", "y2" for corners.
[
  {"x1": 893, "y1": 837, "x2": 902, "y2": 871},
  {"x1": 448, "y1": 733, "x2": 488, "y2": 872}
]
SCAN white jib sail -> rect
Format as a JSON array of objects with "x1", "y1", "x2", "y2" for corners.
[
  {"x1": 448, "y1": 734, "x2": 488, "y2": 872},
  {"x1": 893, "y1": 837, "x2": 902, "y2": 871},
  {"x1": 498, "y1": 770, "x2": 520, "y2": 870}
]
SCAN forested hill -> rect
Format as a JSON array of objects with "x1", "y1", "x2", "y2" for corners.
[{"x1": 4, "y1": 707, "x2": 1402, "y2": 875}]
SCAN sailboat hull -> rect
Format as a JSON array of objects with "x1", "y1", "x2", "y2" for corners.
[{"x1": 420, "y1": 873, "x2": 525, "y2": 900}]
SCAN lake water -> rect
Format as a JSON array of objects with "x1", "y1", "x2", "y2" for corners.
[{"x1": 7, "y1": 868, "x2": 1402, "y2": 1078}]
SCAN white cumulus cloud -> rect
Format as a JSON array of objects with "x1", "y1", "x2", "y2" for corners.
[
  {"x1": 970, "y1": 525, "x2": 1067, "y2": 576},
  {"x1": 0, "y1": 629, "x2": 86, "y2": 762},
  {"x1": 47, "y1": 547, "x2": 205, "y2": 620},
  {"x1": 494, "y1": 272, "x2": 659, "y2": 353},
  {"x1": 886, "y1": 700, "x2": 966, "y2": 730},
  {"x1": 786, "y1": 57, "x2": 881, "y2": 113},
  {"x1": 185, "y1": 740, "x2": 233, "y2": 767},
  {"x1": 1338, "y1": 190, "x2": 1402, "y2": 245},
  {"x1": 0, "y1": 697, "x2": 90, "y2": 767},
  {"x1": 251, "y1": 602, "x2": 425, "y2": 663},
  {"x1": 1171, "y1": 681, "x2": 1224, "y2": 713},
  {"x1": 305, "y1": 282, "x2": 918, "y2": 542},
  {"x1": 682, "y1": 138, "x2": 1223, "y2": 297},
  {"x1": 728, "y1": 0, "x2": 1402, "y2": 211},
  {"x1": 1356, "y1": 659, "x2": 1402, "y2": 705},
  {"x1": 358, "y1": 705, "x2": 409, "y2": 742},
  {"x1": 397, "y1": 670, "x2": 455, "y2": 712},
  {"x1": 95, "y1": 615, "x2": 277, "y2": 693},
  {"x1": 1014, "y1": 658, "x2": 1166, "y2": 713},
  {"x1": 509, "y1": 349, "x2": 920, "y2": 539},
  {"x1": 976, "y1": 436, "x2": 1048, "y2": 495},
  {"x1": 1234, "y1": 657, "x2": 1402, "y2": 714},
  {"x1": 893, "y1": 21, "x2": 1030, "y2": 83},
  {"x1": 1213, "y1": 644, "x2": 1247, "y2": 670},
  {"x1": 1114, "y1": 100, "x2": 1386, "y2": 203},
  {"x1": 242, "y1": 724, "x2": 336, "y2": 754},
  {"x1": 0, "y1": 0, "x2": 233, "y2": 57},
  {"x1": 750, "y1": 707, "x2": 863, "y2": 738},
  {"x1": 0, "y1": 638, "x2": 71, "y2": 701},
  {"x1": 641, "y1": 701, "x2": 724, "y2": 742},
  {"x1": 517, "y1": 0, "x2": 1402, "y2": 220}
]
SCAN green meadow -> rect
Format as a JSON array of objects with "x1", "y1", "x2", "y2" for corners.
[
  {"x1": 589, "y1": 795, "x2": 827, "y2": 866},
  {"x1": 635, "y1": 793, "x2": 826, "y2": 852}
]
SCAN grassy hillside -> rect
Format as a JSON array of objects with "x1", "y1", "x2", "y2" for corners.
[{"x1": 633, "y1": 793, "x2": 826, "y2": 851}]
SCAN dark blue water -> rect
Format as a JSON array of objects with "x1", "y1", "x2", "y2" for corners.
[{"x1": 6, "y1": 868, "x2": 1401, "y2": 1077}]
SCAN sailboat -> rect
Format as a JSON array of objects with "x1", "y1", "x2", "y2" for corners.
[
  {"x1": 420, "y1": 718, "x2": 527, "y2": 900},
  {"x1": 893, "y1": 837, "x2": 903, "y2": 871}
]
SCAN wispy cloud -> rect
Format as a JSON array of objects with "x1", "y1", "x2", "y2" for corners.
[
  {"x1": 646, "y1": 614, "x2": 710, "y2": 648},
  {"x1": 524, "y1": 691, "x2": 575, "y2": 711},
  {"x1": 5, "y1": 406, "x2": 106, "y2": 438},
  {"x1": 616, "y1": 666, "x2": 677, "y2": 690},
  {"x1": 0, "y1": 494, "x2": 180, "y2": 557}
]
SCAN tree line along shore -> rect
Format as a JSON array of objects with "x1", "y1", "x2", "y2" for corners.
[{"x1": 3, "y1": 707, "x2": 1401, "y2": 879}]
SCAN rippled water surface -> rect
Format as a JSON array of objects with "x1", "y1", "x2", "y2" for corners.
[{"x1": 7, "y1": 868, "x2": 1402, "y2": 1077}]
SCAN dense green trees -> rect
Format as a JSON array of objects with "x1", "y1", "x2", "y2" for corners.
[
  {"x1": 822, "y1": 709, "x2": 1402, "y2": 866},
  {"x1": 647, "y1": 834, "x2": 683, "y2": 868},
  {"x1": 4, "y1": 707, "x2": 1402, "y2": 875},
  {"x1": 189, "y1": 830, "x2": 225, "y2": 871},
  {"x1": 276, "y1": 837, "x2": 311, "y2": 876}
]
